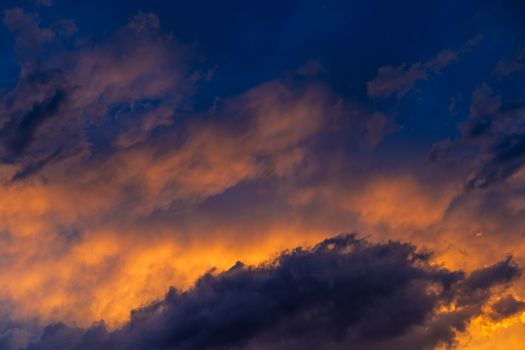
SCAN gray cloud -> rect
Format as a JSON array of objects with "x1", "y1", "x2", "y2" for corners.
[
  {"x1": 489, "y1": 295, "x2": 525, "y2": 321},
  {"x1": 10, "y1": 234, "x2": 520, "y2": 350},
  {"x1": 429, "y1": 83, "x2": 525, "y2": 190}
]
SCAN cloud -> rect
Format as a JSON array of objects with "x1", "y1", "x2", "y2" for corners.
[
  {"x1": 0, "y1": 6, "x2": 523, "y2": 350},
  {"x1": 1, "y1": 7, "x2": 336, "y2": 199},
  {"x1": 488, "y1": 295, "x2": 525, "y2": 321},
  {"x1": 495, "y1": 48, "x2": 525, "y2": 77},
  {"x1": 358, "y1": 112, "x2": 397, "y2": 149},
  {"x1": 29, "y1": 78, "x2": 335, "y2": 216},
  {"x1": 0, "y1": 10, "x2": 190, "y2": 181},
  {"x1": 367, "y1": 37, "x2": 480, "y2": 99},
  {"x1": 0, "y1": 7, "x2": 342, "y2": 330},
  {"x1": 10, "y1": 234, "x2": 519, "y2": 350},
  {"x1": 367, "y1": 62, "x2": 428, "y2": 99},
  {"x1": 287, "y1": 172, "x2": 455, "y2": 234},
  {"x1": 429, "y1": 83, "x2": 525, "y2": 190},
  {"x1": 3, "y1": 8, "x2": 55, "y2": 61},
  {"x1": 35, "y1": 0, "x2": 53, "y2": 7}
]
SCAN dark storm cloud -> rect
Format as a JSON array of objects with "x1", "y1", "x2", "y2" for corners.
[
  {"x1": 462, "y1": 256, "x2": 520, "y2": 291},
  {"x1": 489, "y1": 295, "x2": 525, "y2": 321},
  {"x1": 429, "y1": 83, "x2": 525, "y2": 190},
  {"x1": 16, "y1": 234, "x2": 520, "y2": 350}
]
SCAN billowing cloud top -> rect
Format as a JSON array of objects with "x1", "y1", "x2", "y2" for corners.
[{"x1": 17, "y1": 235, "x2": 522, "y2": 350}]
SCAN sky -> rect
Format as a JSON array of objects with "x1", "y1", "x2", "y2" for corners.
[{"x1": 0, "y1": 0, "x2": 525, "y2": 349}]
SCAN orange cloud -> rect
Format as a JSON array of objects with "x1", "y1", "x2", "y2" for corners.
[{"x1": 0, "y1": 78, "x2": 339, "y2": 329}]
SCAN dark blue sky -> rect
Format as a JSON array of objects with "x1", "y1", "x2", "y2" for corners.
[{"x1": 2, "y1": 0, "x2": 522, "y2": 159}]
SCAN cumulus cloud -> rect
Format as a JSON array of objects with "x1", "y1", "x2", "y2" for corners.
[{"x1": 9, "y1": 234, "x2": 519, "y2": 350}]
